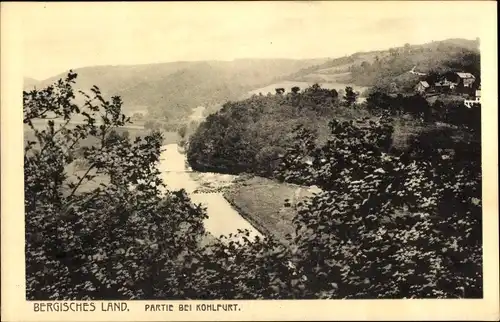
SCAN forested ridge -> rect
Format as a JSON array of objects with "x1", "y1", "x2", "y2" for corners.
[{"x1": 281, "y1": 38, "x2": 480, "y2": 93}]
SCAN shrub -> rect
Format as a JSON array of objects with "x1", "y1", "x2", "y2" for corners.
[
  {"x1": 24, "y1": 72, "x2": 209, "y2": 300},
  {"x1": 276, "y1": 115, "x2": 482, "y2": 298}
]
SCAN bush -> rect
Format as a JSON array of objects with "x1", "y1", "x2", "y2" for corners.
[
  {"x1": 275, "y1": 115, "x2": 482, "y2": 298},
  {"x1": 24, "y1": 72, "x2": 209, "y2": 300},
  {"x1": 178, "y1": 124, "x2": 187, "y2": 139},
  {"x1": 254, "y1": 145, "x2": 286, "y2": 177}
]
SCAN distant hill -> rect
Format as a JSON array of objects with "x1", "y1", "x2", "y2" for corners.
[
  {"x1": 23, "y1": 77, "x2": 40, "y2": 89},
  {"x1": 24, "y1": 58, "x2": 329, "y2": 121},
  {"x1": 279, "y1": 38, "x2": 480, "y2": 92}
]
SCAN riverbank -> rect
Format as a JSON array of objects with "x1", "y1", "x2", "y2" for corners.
[{"x1": 223, "y1": 176, "x2": 322, "y2": 246}]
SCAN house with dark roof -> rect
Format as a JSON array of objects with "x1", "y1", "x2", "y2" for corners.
[
  {"x1": 445, "y1": 71, "x2": 475, "y2": 88},
  {"x1": 455, "y1": 72, "x2": 476, "y2": 88},
  {"x1": 414, "y1": 81, "x2": 430, "y2": 94}
]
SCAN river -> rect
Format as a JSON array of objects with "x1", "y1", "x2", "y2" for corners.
[{"x1": 158, "y1": 143, "x2": 263, "y2": 243}]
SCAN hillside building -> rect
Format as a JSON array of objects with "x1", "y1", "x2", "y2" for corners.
[
  {"x1": 415, "y1": 81, "x2": 430, "y2": 94},
  {"x1": 434, "y1": 79, "x2": 457, "y2": 93},
  {"x1": 439, "y1": 71, "x2": 476, "y2": 94},
  {"x1": 456, "y1": 72, "x2": 476, "y2": 88}
]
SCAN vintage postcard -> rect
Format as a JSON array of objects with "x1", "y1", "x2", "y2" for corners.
[{"x1": 1, "y1": 1, "x2": 499, "y2": 321}]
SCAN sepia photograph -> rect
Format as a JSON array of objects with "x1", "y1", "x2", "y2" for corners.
[{"x1": 1, "y1": 1, "x2": 499, "y2": 321}]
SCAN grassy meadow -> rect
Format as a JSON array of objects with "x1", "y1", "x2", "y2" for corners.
[{"x1": 224, "y1": 176, "x2": 320, "y2": 246}]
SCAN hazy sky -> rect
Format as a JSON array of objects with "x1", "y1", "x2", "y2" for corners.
[{"x1": 16, "y1": 1, "x2": 486, "y2": 80}]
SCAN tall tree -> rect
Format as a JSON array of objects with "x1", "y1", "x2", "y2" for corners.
[{"x1": 343, "y1": 86, "x2": 358, "y2": 107}]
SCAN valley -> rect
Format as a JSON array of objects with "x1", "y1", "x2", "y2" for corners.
[{"x1": 23, "y1": 35, "x2": 484, "y2": 300}]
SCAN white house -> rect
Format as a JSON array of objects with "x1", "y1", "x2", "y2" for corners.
[{"x1": 464, "y1": 90, "x2": 481, "y2": 108}]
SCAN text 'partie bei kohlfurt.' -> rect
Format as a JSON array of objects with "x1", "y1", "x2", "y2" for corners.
[{"x1": 145, "y1": 303, "x2": 241, "y2": 312}]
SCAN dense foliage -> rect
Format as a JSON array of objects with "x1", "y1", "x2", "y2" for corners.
[
  {"x1": 24, "y1": 73, "x2": 208, "y2": 299},
  {"x1": 26, "y1": 72, "x2": 482, "y2": 300},
  {"x1": 275, "y1": 116, "x2": 482, "y2": 298},
  {"x1": 187, "y1": 85, "x2": 364, "y2": 176},
  {"x1": 366, "y1": 91, "x2": 481, "y2": 131},
  {"x1": 24, "y1": 73, "x2": 298, "y2": 300}
]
